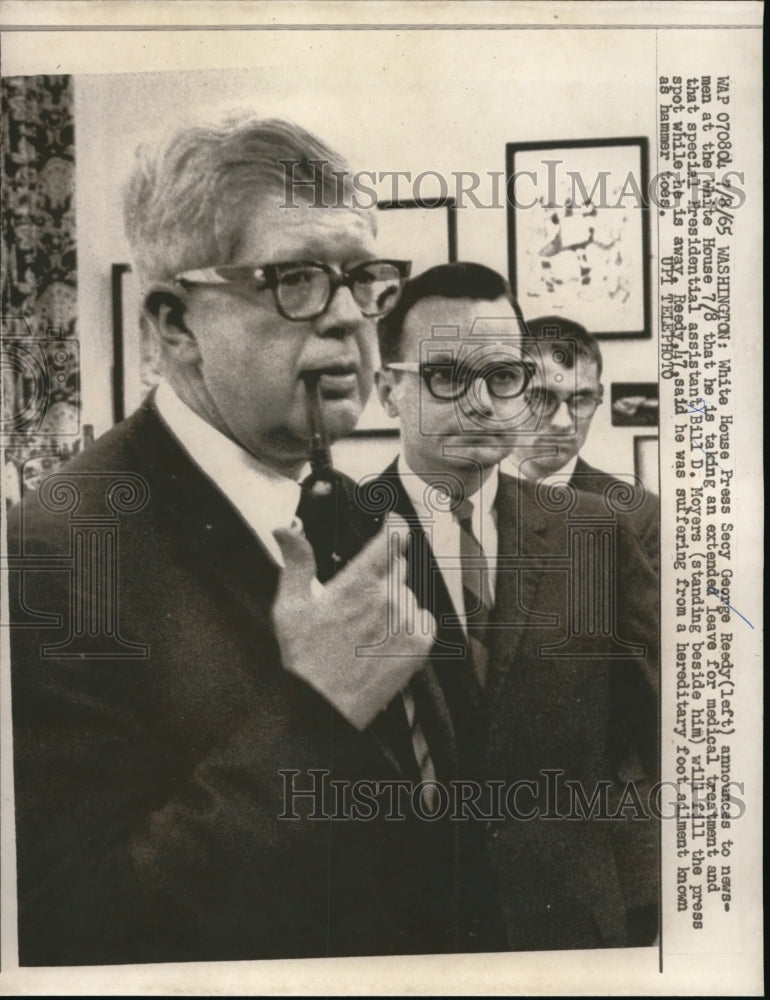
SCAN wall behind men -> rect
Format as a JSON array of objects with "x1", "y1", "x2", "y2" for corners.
[{"x1": 73, "y1": 30, "x2": 659, "y2": 485}]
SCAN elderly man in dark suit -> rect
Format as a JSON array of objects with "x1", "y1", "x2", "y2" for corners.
[
  {"x1": 7, "y1": 113, "x2": 448, "y2": 965},
  {"x1": 372, "y1": 263, "x2": 659, "y2": 951},
  {"x1": 502, "y1": 315, "x2": 659, "y2": 572}
]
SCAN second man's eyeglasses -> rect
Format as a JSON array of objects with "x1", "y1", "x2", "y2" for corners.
[{"x1": 386, "y1": 360, "x2": 535, "y2": 401}]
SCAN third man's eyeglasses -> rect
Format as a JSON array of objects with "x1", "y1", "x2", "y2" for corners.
[{"x1": 523, "y1": 387, "x2": 603, "y2": 419}]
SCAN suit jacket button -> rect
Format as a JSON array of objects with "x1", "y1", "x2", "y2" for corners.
[
  {"x1": 467, "y1": 918, "x2": 481, "y2": 937},
  {"x1": 486, "y1": 821, "x2": 500, "y2": 839}
]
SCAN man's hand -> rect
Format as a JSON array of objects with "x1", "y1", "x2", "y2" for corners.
[{"x1": 272, "y1": 514, "x2": 435, "y2": 730}]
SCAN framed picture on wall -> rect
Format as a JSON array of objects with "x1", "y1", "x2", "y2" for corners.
[
  {"x1": 506, "y1": 137, "x2": 651, "y2": 339},
  {"x1": 375, "y1": 197, "x2": 457, "y2": 278},
  {"x1": 350, "y1": 198, "x2": 458, "y2": 433},
  {"x1": 611, "y1": 382, "x2": 659, "y2": 427},
  {"x1": 634, "y1": 434, "x2": 659, "y2": 495},
  {"x1": 111, "y1": 263, "x2": 160, "y2": 423}
]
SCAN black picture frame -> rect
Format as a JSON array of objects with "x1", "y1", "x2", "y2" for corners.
[
  {"x1": 506, "y1": 137, "x2": 652, "y2": 340},
  {"x1": 376, "y1": 197, "x2": 458, "y2": 272},
  {"x1": 633, "y1": 434, "x2": 659, "y2": 495},
  {"x1": 611, "y1": 382, "x2": 659, "y2": 427},
  {"x1": 111, "y1": 262, "x2": 131, "y2": 424},
  {"x1": 349, "y1": 197, "x2": 458, "y2": 434},
  {"x1": 111, "y1": 263, "x2": 160, "y2": 424}
]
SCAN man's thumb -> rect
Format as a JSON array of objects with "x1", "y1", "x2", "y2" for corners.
[
  {"x1": 273, "y1": 522, "x2": 317, "y2": 595},
  {"x1": 342, "y1": 511, "x2": 411, "y2": 583}
]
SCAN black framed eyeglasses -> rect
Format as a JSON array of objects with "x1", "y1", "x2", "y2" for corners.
[
  {"x1": 524, "y1": 387, "x2": 603, "y2": 419},
  {"x1": 173, "y1": 259, "x2": 411, "y2": 321},
  {"x1": 387, "y1": 360, "x2": 535, "y2": 401}
]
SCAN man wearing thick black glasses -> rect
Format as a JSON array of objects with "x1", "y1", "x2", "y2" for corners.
[
  {"x1": 8, "y1": 113, "x2": 439, "y2": 965},
  {"x1": 503, "y1": 316, "x2": 659, "y2": 571},
  {"x1": 372, "y1": 262, "x2": 659, "y2": 952}
]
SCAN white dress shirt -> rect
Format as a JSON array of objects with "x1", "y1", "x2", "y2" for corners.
[
  {"x1": 155, "y1": 380, "x2": 301, "y2": 566},
  {"x1": 502, "y1": 452, "x2": 578, "y2": 486},
  {"x1": 396, "y1": 456, "x2": 499, "y2": 791},
  {"x1": 397, "y1": 455, "x2": 499, "y2": 626}
]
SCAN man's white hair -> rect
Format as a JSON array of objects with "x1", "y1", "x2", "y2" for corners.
[{"x1": 123, "y1": 109, "x2": 362, "y2": 286}]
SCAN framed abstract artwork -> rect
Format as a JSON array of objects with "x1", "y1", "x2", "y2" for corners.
[{"x1": 506, "y1": 137, "x2": 651, "y2": 339}]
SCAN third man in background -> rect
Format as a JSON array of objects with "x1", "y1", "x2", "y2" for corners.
[{"x1": 503, "y1": 315, "x2": 659, "y2": 571}]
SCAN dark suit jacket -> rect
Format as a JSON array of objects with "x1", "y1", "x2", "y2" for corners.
[
  {"x1": 571, "y1": 455, "x2": 660, "y2": 574},
  {"x1": 7, "y1": 399, "x2": 461, "y2": 966},
  {"x1": 369, "y1": 461, "x2": 659, "y2": 952}
]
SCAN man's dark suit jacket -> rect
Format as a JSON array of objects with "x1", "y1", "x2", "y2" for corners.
[
  {"x1": 367, "y1": 461, "x2": 659, "y2": 952},
  {"x1": 571, "y1": 455, "x2": 660, "y2": 574},
  {"x1": 8, "y1": 398, "x2": 463, "y2": 966}
]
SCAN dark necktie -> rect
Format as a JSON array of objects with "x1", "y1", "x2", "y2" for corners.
[
  {"x1": 454, "y1": 498, "x2": 493, "y2": 688},
  {"x1": 296, "y1": 471, "x2": 381, "y2": 583}
]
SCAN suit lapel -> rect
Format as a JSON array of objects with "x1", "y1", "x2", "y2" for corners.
[
  {"x1": 487, "y1": 473, "x2": 555, "y2": 701},
  {"x1": 130, "y1": 398, "x2": 281, "y2": 624},
  {"x1": 126, "y1": 407, "x2": 435, "y2": 777},
  {"x1": 571, "y1": 455, "x2": 607, "y2": 496}
]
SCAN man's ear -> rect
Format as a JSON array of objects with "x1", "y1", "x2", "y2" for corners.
[
  {"x1": 374, "y1": 368, "x2": 401, "y2": 419},
  {"x1": 143, "y1": 283, "x2": 201, "y2": 367}
]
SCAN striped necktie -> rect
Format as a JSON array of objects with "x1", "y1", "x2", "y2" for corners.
[
  {"x1": 454, "y1": 498, "x2": 493, "y2": 688},
  {"x1": 402, "y1": 677, "x2": 438, "y2": 808}
]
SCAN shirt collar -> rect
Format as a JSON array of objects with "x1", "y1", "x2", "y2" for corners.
[
  {"x1": 503, "y1": 452, "x2": 579, "y2": 485},
  {"x1": 397, "y1": 454, "x2": 499, "y2": 525},
  {"x1": 154, "y1": 380, "x2": 300, "y2": 565}
]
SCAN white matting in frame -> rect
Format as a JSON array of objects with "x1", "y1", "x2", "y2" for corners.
[{"x1": 506, "y1": 137, "x2": 651, "y2": 339}]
